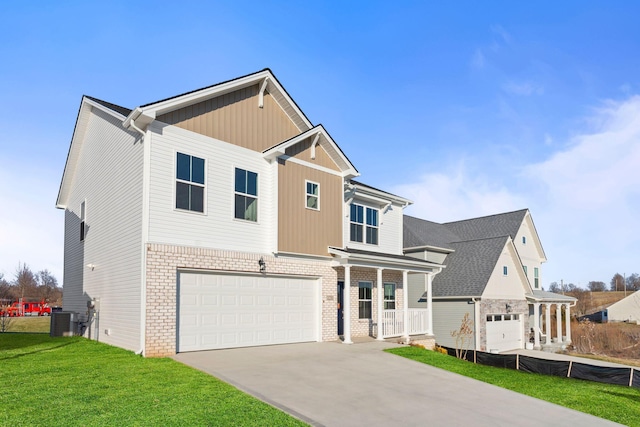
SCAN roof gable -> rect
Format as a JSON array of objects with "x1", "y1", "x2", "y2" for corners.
[{"x1": 443, "y1": 209, "x2": 528, "y2": 241}]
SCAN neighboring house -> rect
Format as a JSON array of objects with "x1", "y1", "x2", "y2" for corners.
[
  {"x1": 403, "y1": 210, "x2": 576, "y2": 352},
  {"x1": 56, "y1": 69, "x2": 441, "y2": 357},
  {"x1": 605, "y1": 291, "x2": 640, "y2": 323}
]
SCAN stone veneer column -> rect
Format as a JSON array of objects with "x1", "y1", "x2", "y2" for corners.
[{"x1": 343, "y1": 265, "x2": 352, "y2": 344}]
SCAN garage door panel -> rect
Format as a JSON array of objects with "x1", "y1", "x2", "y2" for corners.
[
  {"x1": 486, "y1": 314, "x2": 523, "y2": 352},
  {"x1": 178, "y1": 273, "x2": 318, "y2": 352}
]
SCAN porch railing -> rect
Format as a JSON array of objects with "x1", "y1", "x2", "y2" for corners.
[{"x1": 381, "y1": 308, "x2": 430, "y2": 338}]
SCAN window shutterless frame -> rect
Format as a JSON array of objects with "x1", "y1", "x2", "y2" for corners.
[
  {"x1": 175, "y1": 152, "x2": 206, "y2": 214},
  {"x1": 349, "y1": 203, "x2": 378, "y2": 245},
  {"x1": 305, "y1": 180, "x2": 320, "y2": 210},
  {"x1": 234, "y1": 167, "x2": 258, "y2": 222},
  {"x1": 358, "y1": 281, "x2": 372, "y2": 319}
]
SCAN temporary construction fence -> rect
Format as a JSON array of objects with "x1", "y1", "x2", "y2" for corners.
[{"x1": 441, "y1": 346, "x2": 640, "y2": 389}]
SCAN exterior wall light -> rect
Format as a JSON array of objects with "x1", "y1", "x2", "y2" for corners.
[{"x1": 258, "y1": 257, "x2": 266, "y2": 273}]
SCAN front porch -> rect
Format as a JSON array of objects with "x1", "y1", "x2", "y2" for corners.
[
  {"x1": 330, "y1": 247, "x2": 443, "y2": 345},
  {"x1": 528, "y1": 290, "x2": 578, "y2": 351}
]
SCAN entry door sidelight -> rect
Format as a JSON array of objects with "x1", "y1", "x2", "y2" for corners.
[{"x1": 337, "y1": 281, "x2": 344, "y2": 336}]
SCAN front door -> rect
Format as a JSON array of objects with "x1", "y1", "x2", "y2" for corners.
[{"x1": 337, "y1": 281, "x2": 344, "y2": 336}]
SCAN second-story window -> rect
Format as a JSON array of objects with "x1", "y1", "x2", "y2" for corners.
[
  {"x1": 176, "y1": 152, "x2": 205, "y2": 213},
  {"x1": 534, "y1": 267, "x2": 539, "y2": 289},
  {"x1": 306, "y1": 181, "x2": 319, "y2": 210},
  {"x1": 235, "y1": 168, "x2": 258, "y2": 222},
  {"x1": 350, "y1": 204, "x2": 378, "y2": 244}
]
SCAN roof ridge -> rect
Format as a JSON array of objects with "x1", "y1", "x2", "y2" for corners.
[
  {"x1": 450, "y1": 235, "x2": 510, "y2": 244},
  {"x1": 443, "y1": 208, "x2": 528, "y2": 225}
]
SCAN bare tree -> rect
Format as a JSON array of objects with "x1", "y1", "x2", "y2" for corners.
[
  {"x1": 36, "y1": 269, "x2": 61, "y2": 303},
  {"x1": 548, "y1": 282, "x2": 561, "y2": 293},
  {"x1": 626, "y1": 273, "x2": 640, "y2": 292},
  {"x1": 450, "y1": 313, "x2": 473, "y2": 360},
  {"x1": 13, "y1": 262, "x2": 38, "y2": 300},
  {"x1": 610, "y1": 273, "x2": 624, "y2": 292},
  {"x1": 587, "y1": 281, "x2": 607, "y2": 292}
]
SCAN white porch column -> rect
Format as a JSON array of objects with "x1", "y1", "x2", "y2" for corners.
[
  {"x1": 545, "y1": 303, "x2": 552, "y2": 344},
  {"x1": 426, "y1": 272, "x2": 433, "y2": 335},
  {"x1": 556, "y1": 304, "x2": 562, "y2": 344},
  {"x1": 533, "y1": 303, "x2": 541, "y2": 350},
  {"x1": 403, "y1": 270, "x2": 410, "y2": 342},
  {"x1": 376, "y1": 268, "x2": 384, "y2": 341},
  {"x1": 343, "y1": 266, "x2": 352, "y2": 344},
  {"x1": 564, "y1": 304, "x2": 572, "y2": 344}
]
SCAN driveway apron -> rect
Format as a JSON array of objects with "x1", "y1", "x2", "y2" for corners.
[{"x1": 173, "y1": 341, "x2": 621, "y2": 427}]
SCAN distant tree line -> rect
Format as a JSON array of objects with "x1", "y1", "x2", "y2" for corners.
[
  {"x1": 547, "y1": 273, "x2": 640, "y2": 293},
  {"x1": 0, "y1": 263, "x2": 62, "y2": 307}
]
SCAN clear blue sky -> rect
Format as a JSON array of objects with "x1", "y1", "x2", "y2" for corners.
[{"x1": 1, "y1": 1, "x2": 639, "y2": 289}]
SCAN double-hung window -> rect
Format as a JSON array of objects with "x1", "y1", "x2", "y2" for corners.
[
  {"x1": 534, "y1": 267, "x2": 539, "y2": 289},
  {"x1": 176, "y1": 152, "x2": 205, "y2": 213},
  {"x1": 358, "y1": 281, "x2": 372, "y2": 319},
  {"x1": 306, "y1": 181, "x2": 319, "y2": 210},
  {"x1": 384, "y1": 283, "x2": 396, "y2": 309},
  {"x1": 350, "y1": 204, "x2": 378, "y2": 245},
  {"x1": 235, "y1": 168, "x2": 258, "y2": 222}
]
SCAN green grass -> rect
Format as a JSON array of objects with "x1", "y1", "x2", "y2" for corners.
[
  {"x1": 387, "y1": 347, "x2": 640, "y2": 426},
  {"x1": 0, "y1": 334, "x2": 306, "y2": 426},
  {"x1": 2, "y1": 316, "x2": 50, "y2": 333}
]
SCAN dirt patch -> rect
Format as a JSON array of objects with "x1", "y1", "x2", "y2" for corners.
[{"x1": 571, "y1": 320, "x2": 640, "y2": 362}]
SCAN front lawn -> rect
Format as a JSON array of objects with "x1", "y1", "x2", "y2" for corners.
[
  {"x1": 1, "y1": 316, "x2": 50, "y2": 333},
  {"x1": 387, "y1": 347, "x2": 640, "y2": 426},
  {"x1": 0, "y1": 334, "x2": 306, "y2": 426}
]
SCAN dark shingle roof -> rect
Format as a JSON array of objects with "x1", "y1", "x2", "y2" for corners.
[
  {"x1": 403, "y1": 215, "x2": 458, "y2": 250},
  {"x1": 443, "y1": 209, "x2": 528, "y2": 241},
  {"x1": 404, "y1": 210, "x2": 531, "y2": 298},
  {"x1": 85, "y1": 96, "x2": 132, "y2": 117},
  {"x1": 430, "y1": 236, "x2": 509, "y2": 297}
]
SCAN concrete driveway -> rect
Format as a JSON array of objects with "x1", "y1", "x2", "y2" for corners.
[{"x1": 173, "y1": 341, "x2": 620, "y2": 427}]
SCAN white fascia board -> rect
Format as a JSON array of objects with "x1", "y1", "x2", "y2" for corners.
[
  {"x1": 84, "y1": 98, "x2": 128, "y2": 121},
  {"x1": 505, "y1": 237, "x2": 534, "y2": 294},
  {"x1": 328, "y1": 247, "x2": 444, "y2": 272},
  {"x1": 524, "y1": 211, "x2": 548, "y2": 262},
  {"x1": 351, "y1": 183, "x2": 412, "y2": 207}
]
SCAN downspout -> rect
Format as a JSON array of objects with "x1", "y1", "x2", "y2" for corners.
[{"x1": 129, "y1": 118, "x2": 146, "y2": 142}]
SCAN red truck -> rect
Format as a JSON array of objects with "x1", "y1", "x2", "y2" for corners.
[{"x1": 0, "y1": 301, "x2": 52, "y2": 317}]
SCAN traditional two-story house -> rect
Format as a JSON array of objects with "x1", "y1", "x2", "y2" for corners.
[
  {"x1": 404, "y1": 210, "x2": 576, "y2": 352},
  {"x1": 56, "y1": 69, "x2": 441, "y2": 357}
]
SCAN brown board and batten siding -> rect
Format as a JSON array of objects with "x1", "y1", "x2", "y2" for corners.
[
  {"x1": 278, "y1": 159, "x2": 342, "y2": 256},
  {"x1": 285, "y1": 137, "x2": 342, "y2": 172},
  {"x1": 156, "y1": 84, "x2": 301, "y2": 153}
]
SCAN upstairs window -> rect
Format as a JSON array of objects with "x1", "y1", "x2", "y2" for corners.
[
  {"x1": 80, "y1": 201, "x2": 86, "y2": 241},
  {"x1": 176, "y1": 153, "x2": 205, "y2": 213},
  {"x1": 522, "y1": 236, "x2": 526, "y2": 244},
  {"x1": 534, "y1": 267, "x2": 539, "y2": 289},
  {"x1": 350, "y1": 204, "x2": 378, "y2": 245},
  {"x1": 306, "y1": 181, "x2": 319, "y2": 210},
  {"x1": 235, "y1": 168, "x2": 258, "y2": 222},
  {"x1": 503, "y1": 266, "x2": 508, "y2": 276},
  {"x1": 523, "y1": 265, "x2": 528, "y2": 277}
]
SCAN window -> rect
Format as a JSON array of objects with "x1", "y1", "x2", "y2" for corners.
[
  {"x1": 384, "y1": 283, "x2": 396, "y2": 309},
  {"x1": 522, "y1": 236, "x2": 526, "y2": 244},
  {"x1": 534, "y1": 267, "x2": 539, "y2": 289},
  {"x1": 80, "y1": 201, "x2": 86, "y2": 241},
  {"x1": 358, "y1": 281, "x2": 372, "y2": 319},
  {"x1": 503, "y1": 266, "x2": 508, "y2": 276},
  {"x1": 234, "y1": 168, "x2": 258, "y2": 222},
  {"x1": 523, "y1": 265, "x2": 528, "y2": 277},
  {"x1": 306, "y1": 181, "x2": 319, "y2": 210},
  {"x1": 350, "y1": 204, "x2": 378, "y2": 245},
  {"x1": 176, "y1": 153, "x2": 205, "y2": 213}
]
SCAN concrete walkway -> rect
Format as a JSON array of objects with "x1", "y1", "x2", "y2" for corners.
[{"x1": 174, "y1": 341, "x2": 621, "y2": 427}]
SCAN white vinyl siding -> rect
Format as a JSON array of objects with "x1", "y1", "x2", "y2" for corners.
[
  {"x1": 62, "y1": 106, "x2": 143, "y2": 352},
  {"x1": 343, "y1": 198, "x2": 404, "y2": 255},
  {"x1": 147, "y1": 123, "x2": 275, "y2": 253},
  {"x1": 432, "y1": 300, "x2": 476, "y2": 349}
]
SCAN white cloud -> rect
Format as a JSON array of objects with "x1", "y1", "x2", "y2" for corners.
[
  {"x1": 0, "y1": 166, "x2": 64, "y2": 283},
  {"x1": 396, "y1": 96, "x2": 640, "y2": 287},
  {"x1": 502, "y1": 81, "x2": 544, "y2": 96}
]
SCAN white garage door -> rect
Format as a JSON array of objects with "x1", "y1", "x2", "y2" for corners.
[
  {"x1": 178, "y1": 272, "x2": 319, "y2": 352},
  {"x1": 486, "y1": 314, "x2": 523, "y2": 352}
]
